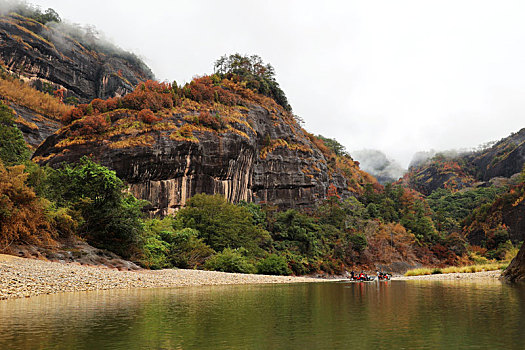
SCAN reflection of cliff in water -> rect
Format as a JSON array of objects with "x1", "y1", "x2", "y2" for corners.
[{"x1": 0, "y1": 281, "x2": 524, "y2": 349}]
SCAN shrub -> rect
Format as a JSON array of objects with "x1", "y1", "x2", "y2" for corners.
[
  {"x1": 138, "y1": 108, "x2": 161, "y2": 124},
  {"x1": 45, "y1": 204, "x2": 79, "y2": 239},
  {"x1": 0, "y1": 161, "x2": 55, "y2": 251},
  {"x1": 281, "y1": 251, "x2": 314, "y2": 275},
  {"x1": 348, "y1": 234, "x2": 368, "y2": 253},
  {"x1": 204, "y1": 248, "x2": 256, "y2": 274},
  {"x1": 122, "y1": 81, "x2": 173, "y2": 112},
  {"x1": 45, "y1": 157, "x2": 146, "y2": 258},
  {"x1": 141, "y1": 234, "x2": 170, "y2": 270},
  {"x1": 197, "y1": 111, "x2": 224, "y2": 130},
  {"x1": 70, "y1": 115, "x2": 110, "y2": 137},
  {"x1": 176, "y1": 194, "x2": 270, "y2": 252},
  {"x1": 164, "y1": 228, "x2": 214, "y2": 269},
  {"x1": 0, "y1": 103, "x2": 30, "y2": 165},
  {"x1": 256, "y1": 254, "x2": 291, "y2": 275}
]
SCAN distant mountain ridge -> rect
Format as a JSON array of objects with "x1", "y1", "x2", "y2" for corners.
[{"x1": 400, "y1": 129, "x2": 525, "y2": 195}]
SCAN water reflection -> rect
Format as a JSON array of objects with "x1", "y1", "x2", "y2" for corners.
[{"x1": 0, "y1": 280, "x2": 524, "y2": 349}]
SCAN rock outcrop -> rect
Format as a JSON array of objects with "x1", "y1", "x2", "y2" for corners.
[
  {"x1": 404, "y1": 129, "x2": 525, "y2": 195},
  {"x1": 0, "y1": 13, "x2": 153, "y2": 103},
  {"x1": 33, "y1": 82, "x2": 377, "y2": 215},
  {"x1": 502, "y1": 241, "x2": 525, "y2": 283},
  {"x1": 11, "y1": 103, "x2": 61, "y2": 148}
]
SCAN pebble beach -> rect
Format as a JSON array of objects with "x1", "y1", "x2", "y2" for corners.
[
  {"x1": 0, "y1": 254, "x2": 505, "y2": 300},
  {"x1": 393, "y1": 270, "x2": 502, "y2": 281},
  {"x1": 0, "y1": 254, "x2": 324, "y2": 300}
]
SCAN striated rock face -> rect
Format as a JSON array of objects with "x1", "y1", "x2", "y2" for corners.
[
  {"x1": 502, "y1": 241, "x2": 525, "y2": 283},
  {"x1": 0, "y1": 13, "x2": 153, "y2": 103},
  {"x1": 34, "y1": 102, "x2": 374, "y2": 215},
  {"x1": 10, "y1": 103, "x2": 61, "y2": 148}
]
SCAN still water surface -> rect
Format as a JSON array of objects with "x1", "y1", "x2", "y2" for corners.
[{"x1": 1, "y1": 280, "x2": 524, "y2": 349}]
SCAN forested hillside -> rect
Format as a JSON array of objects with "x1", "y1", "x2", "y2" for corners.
[{"x1": 0, "y1": 4, "x2": 523, "y2": 276}]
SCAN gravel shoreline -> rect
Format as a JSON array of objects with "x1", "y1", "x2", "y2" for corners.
[
  {"x1": 392, "y1": 270, "x2": 502, "y2": 281},
  {"x1": 1, "y1": 254, "x2": 505, "y2": 300},
  {"x1": 0, "y1": 254, "x2": 327, "y2": 300}
]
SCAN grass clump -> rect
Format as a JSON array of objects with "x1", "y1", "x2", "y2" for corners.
[{"x1": 405, "y1": 262, "x2": 510, "y2": 276}]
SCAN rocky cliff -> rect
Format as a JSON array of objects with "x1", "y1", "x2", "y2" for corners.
[
  {"x1": 0, "y1": 12, "x2": 153, "y2": 103},
  {"x1": 11, "y1": 103, "x2": 61, "y2": 147},
  {"x1": 403, "y1": 129, "x2": 525, "y2": 195},
  {"x1": 502, "y1": 241, "x2": 525, "y2": 283},
  {"x1": 33, "y1": 78, "x2": 377, "y2": 215}
]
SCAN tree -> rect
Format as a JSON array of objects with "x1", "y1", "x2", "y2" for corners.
[
  {"x1": 0, "y1": 103, "x2": 30, "y2": 165},
  {"x1": 0, "y1": 161, "x2": 54, "y2": 251},
  {"x1": 45, "y1": 157, "x2": 146, "y2": 258},
  {"x1": 214, "y1": 54, "x2": 291, "y2": 111},
  {"x1": 176, "y1": 194, "x2": 270, "y2": 252},
  {"x1": 316, "y1": 135, "x2": 348, "y2": 157}
]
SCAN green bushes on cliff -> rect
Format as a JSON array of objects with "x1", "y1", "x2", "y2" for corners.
[
  {"x1": 0, "y1": 103, "x2": 30, "y2": 165},
  {"x1": 214, "y1": 54, "x2": 291, "y2": 111},
  {"x1": 7, "y1": 2, "x2": 61, "y2": 24}
]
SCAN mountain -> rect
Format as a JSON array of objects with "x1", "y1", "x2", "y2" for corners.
[
  {"x1": 351, "y1": 149, "x2": 406, "y2": 184},
  {"x1": 401, "y1": 132, "x2": 525, "y2": 281},
  {"x1": 402, "y1": 129, "x2": 525, "y2": 196},
  {"x1": 0, "y1": 11, "x2": 153, "y2": 104},
  {"x1": 33, "y1": 77, "x2": 378, "y2": 215}
]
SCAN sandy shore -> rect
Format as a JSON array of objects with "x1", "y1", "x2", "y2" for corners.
[
  {"x1": 0, "y1": 254, "x2": 326, "y2": 300},
  {"x1": 392, "y1": 270, "x2": 502, "y2": 281}
]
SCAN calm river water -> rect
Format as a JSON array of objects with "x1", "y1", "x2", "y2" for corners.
[{"x1": 1, "y1": 280, "x2": 524, "y2": 349}]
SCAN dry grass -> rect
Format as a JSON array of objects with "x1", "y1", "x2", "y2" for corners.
[
  {"x1": 109, "y1": 134, "x2": 155, "y2": 149},
  {"x1": 260, "y1": 138, "x2": 313, "y2": 159},
  {"x1": 0, "y1": 76, "x2": 72, "y2": 119},
  {"x1": 404, "y1": 262, "x2": 509, "y2": 276}
]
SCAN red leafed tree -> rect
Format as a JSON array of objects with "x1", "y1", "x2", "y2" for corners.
[
  {"x1": 53, "y1": 88, "x2": 65, "y2": 102},
  {"x1": 138, "y1": 108, "x2": 161, "y2": 124},
  {"x1": 71, "y1": 115, "x2": 110, "y2": 137},
  {"x1": 327, "y1": 184, "x2": 340, "y2": 199}
]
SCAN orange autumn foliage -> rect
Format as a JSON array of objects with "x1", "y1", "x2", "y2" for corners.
[
  {"x1": 0, "y1": 161, "x2": 55, "y2": 251},
  {"x1": 70, "y1": 115, "x2": 110, "y2": 137},
  {"x1": 138, "y1": 108, "x2": 161, "y2": 124}
]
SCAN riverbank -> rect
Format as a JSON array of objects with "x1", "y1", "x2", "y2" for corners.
[
  {"x1": 0, "y1": 254, "x2": 326, "y2": 300},
  {"x1": 392, "y1": 270, "x2": 502, "y2": 281}
]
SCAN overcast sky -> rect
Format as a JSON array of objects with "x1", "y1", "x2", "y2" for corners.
[{"x1": 29, "y1": 0, "x2": 525, "y2": 167}]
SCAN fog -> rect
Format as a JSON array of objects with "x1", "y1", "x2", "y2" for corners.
[
  {"x1": 22, "y1": 0, "x2": 525, "y2": 167},
  {"x1": 351, "y1": 149, "x2": 406, "y2": 183}
]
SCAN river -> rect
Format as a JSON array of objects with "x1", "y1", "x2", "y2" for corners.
[{"x1": 0, "y1": 280, "x2": 524, "y2": 349}]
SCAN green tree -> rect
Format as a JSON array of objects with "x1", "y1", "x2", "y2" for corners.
[
  {"x1": 176, "y1": 194, "x2": 269, "y2": 252},
  {"x1": 256, "y1": 254, "x2": 291, "y2": 275},
  {"x1": 204, "y1": 248, "x2": 256, "y2": 274},
  {"x1": 316, "y1": 135, "x2": 348, "y2": 157},
  {"x1": 45, "y1": 157, "x2": 145, "y2": 258},
  {"x1": 270, "y1": 209, "x2": 321, "y2": 257},
  {"x1": 214, "y1": 53, "x2": 291, "y2": 111},
  {"x1": 0, "y1": 103, "x2": 30, "y2": 165}
]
